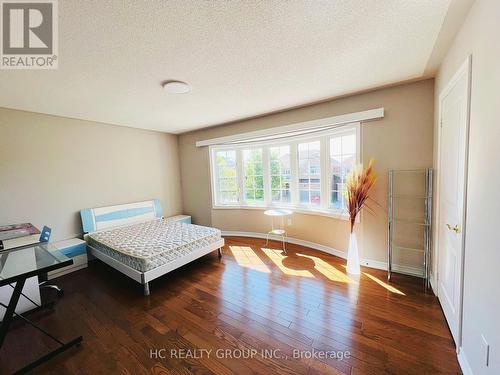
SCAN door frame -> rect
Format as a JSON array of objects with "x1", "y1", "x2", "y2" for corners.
[{"x1": 434, "y1": 55, "x2": 472, "y2": 351}]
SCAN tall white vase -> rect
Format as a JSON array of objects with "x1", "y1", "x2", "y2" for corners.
[{"x1": 346, "y1": 231, "x2": 361, "y2": 275}]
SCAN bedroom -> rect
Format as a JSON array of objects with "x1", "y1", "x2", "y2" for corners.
[{"x1": 0, "y1": 1, "x2": 499, "y2": 374}]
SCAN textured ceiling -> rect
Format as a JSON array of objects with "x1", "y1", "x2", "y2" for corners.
[{"x1": 0, "y1": 0, "x2": 455, "y2": 134}]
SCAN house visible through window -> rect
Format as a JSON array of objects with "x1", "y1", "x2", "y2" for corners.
[{"x1": 210, "y1": 124, "x2": 359, "y2": 215}]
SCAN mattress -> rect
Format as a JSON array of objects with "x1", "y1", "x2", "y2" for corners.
[{"x1": 87, "y1": 219, "x2": 221, "y2": 272}]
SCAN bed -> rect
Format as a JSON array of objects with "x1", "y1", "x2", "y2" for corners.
[{"x1": 80, "y1": 200, "x2": 224, "y2": 295}]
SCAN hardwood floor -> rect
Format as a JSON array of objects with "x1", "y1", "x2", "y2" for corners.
[{"x1": 0, "y1": 237, "x2": 461, "y2": 374}]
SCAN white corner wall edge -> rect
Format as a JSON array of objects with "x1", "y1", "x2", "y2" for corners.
[
  {"x1": 221, "y1": 230, "x2": 424, "y2": 277},
  {"x1": 457, "y1": 348, "x2": 474, "y2": 375},
  {"x1": 196, "y1": 108, "x2": 384, "y2": 147},
  {"x1": 429, "y1": 274, "x2": 438, "y2": 295}
]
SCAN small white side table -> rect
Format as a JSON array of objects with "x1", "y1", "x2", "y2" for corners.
[{"x1": 264, "y1": 209, "x2": 293, "y2": 253}]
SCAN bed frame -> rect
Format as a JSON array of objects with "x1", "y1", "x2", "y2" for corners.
[{"x1": 80, "y1": 200, "x2": 224, "y2": 296}]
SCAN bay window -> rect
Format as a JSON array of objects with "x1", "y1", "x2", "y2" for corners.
[{"x1": 210, "y1": 123, "x2": 359, "y2": 216}]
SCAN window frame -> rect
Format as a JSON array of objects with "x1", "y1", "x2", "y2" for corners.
[{"x1": 209, "y1": 123, "x2": 361, "y2": 218}]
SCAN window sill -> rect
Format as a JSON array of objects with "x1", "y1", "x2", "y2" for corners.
[{"x1": 212, "y1": 204, "x2": 350, "y2": 220}]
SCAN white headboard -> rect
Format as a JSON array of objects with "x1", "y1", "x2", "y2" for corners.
[{"x1": 80, "y1": 199, "x2": 163, "y2": 233}]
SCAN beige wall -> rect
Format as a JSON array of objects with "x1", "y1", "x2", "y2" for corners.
[
  {"x1": 434, "y1": 0, "x2": 500, "y2": 372},
  {"x1": 0, "y1": 108, "x2": 182, "y2": 241},
  {"x1": 179, "y1": 79, "x2": 434, "y2": 265}
]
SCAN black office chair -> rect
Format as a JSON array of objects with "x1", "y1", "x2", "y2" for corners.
[{"x1": 37, "y1": 226, "x2": 64, "y2": 297}]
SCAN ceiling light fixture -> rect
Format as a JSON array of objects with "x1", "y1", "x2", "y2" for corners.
[{"x1": 162, "y1": 80, "x2": 191, "y2": 94}]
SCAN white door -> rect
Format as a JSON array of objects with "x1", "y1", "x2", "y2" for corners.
[{"x1": 437, "y1": 57, "x2": 471, "y2": 346}]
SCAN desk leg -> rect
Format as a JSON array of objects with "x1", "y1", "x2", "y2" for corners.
[
  {"x1": 0, "y1": 276, "x2": 82, "y2": 374},
  {"x1": 0, "y1": 278, "x2": 25, "y2": 348},
  {"x1": 14, "y1": 336, "x2": 82, "y2": 375}
]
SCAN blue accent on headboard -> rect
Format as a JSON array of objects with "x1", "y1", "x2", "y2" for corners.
[
  {"x1": 80, "y1": 199, "x2": 163, "y2": 233},
  {"x1": 80, "y1": 208, "x2": 96, "y2": 233},
  {"x1": 39, "y1": 226, "x2": 52, "y2": 242},
  {"x1": 95, "y1": 207, "x2": 154, "y2": 222},
  {"x1": 154, "y1": 199, "x2": 163, "y2": 218}
]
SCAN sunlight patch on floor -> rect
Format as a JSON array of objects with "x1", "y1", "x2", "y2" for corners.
[
  {"x1": 363, "y1": 272, "x2": 406, "y2": 295},
  {"x1": 297, "y1": 253, "x2": 357, "y2": 283},
  {"x1": 261, "y1": 248, "x2": 314, "y2": 277},
  {"x1": 229, "y1": 246, "x2": 271, "y2": 273}
]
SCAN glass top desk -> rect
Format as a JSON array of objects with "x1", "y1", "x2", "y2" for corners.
[{"x1": 0, "y1": 243, "x2": 82, "y2": 373}]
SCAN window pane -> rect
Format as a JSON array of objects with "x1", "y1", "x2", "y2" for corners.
[
  {"x1": 255, "y1": 176, "x2": 264, "y2": 189},
  {"x1": 299, "y1": 190, "x2": 310, "y2": 204},
  {"x1": 216, "y1": 150, "x2": 238, "y2": 204},
  {"x1": 330, "y1": 155, "x2": 341, "y2": 171},
  {"x1": 220, "y1": 178, "x2": 237, "y2": 191},
  {"x1": 255, "y1": 162, "x2": 263, "y2": 175},
  {"x1": 299, "y1": 160, "x2": 308, "y2": 175},
  {"x1": 330, "y1": 130, "x2": 356, "y2": 209},
  {"x1": 342, "y1": 154, "x2": 355, "y2": 179},
  {"x1": 245, "y1": 190, "x2": 255, "y2": 200},
  {"x1": 281, "y1": 176, "x2": 290, "y2": 189},
  {"x1": 331, "y1": 190, "x2": 342, "y2": 209},
  {"x1": 217, "y1": 150, "x2": 237, "y2": 177},
  {"x1": 221, "y1": 191, "x2": 237, "y2": 203},
  {"x1": 271, "y1": 161, "x2": 280, "y2": 175},
  {"x1": 342, "y1": 134, "x2": 356, "y2": 155},
  {"x1": 244, "y1": 176, "x2": 253, "y2": 190},
  {"x1": 272, "y1": 190, "x2": 280, "y2": 201},
  {"x1": 310, "y1": 165, "x2": 320, "y2": 175},
  {"x1": 243, "y1": 148, "x2": 263, "y2": 204},
  {"x1": 282, "y1": 190, "x2": 291, "y2": 203},
  {"x1": 270, "y1": 146, "x2": 291, "y2": 204},
  {"x1": 255, "y1": 189, "x2": 264, "y2": 200},
  {"x1": 310, "y1": 181, "x2": 321, "y2": 190},
  {"x1": 311, "y1": 191, "x2": 321, "y2": 206},
  {"x1": 298, "y1": 141, "x2": 321, "y2": 206},
  {"x1": 271, "y1": 176, "x2": 280, "y2": 189},
  {"x1": 331, "y1": 173, "x2": 342, "y2": 191},
  {"x1": 330, "y1": 137, "x2": 341, "y2": 156}
]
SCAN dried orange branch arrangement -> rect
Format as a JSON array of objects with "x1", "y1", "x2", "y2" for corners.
[{"x1": 345, "y1": 158, "x2": 378, "y2": 232}]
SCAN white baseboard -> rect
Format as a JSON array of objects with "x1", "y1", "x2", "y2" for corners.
[
  {"x1": 457, "y1": 347, "x2": 473, "y2": 375},
  {"x1": 221, "y1": 231, "x2": 424, "y2": 277}
]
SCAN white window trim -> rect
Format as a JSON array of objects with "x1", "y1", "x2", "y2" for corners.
[
  {"x1": 198, "y1": 108, "x2": 381, "y2": 147},
  {"x1": 209, "y1": 123, "x2": 361, "y2": 219}
]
